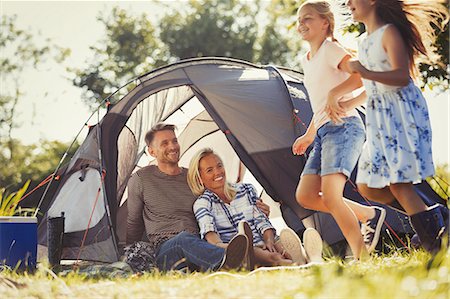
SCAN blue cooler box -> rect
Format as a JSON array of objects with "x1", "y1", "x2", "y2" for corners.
[{"x1": 0, "y1": 216, "x2": 37, "y2": 270}]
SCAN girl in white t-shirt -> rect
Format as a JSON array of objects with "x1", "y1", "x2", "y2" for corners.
[{"x1": 292, "y1": 0, "x2": 385, "y2": 259}]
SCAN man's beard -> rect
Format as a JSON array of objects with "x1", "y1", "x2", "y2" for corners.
[{"x1": 164, "y1": 150, "x2": 180, "y2": 164}]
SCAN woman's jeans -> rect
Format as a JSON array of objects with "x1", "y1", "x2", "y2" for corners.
[{"x1": 155, "y1": 231, "x2": 225, "y2": 271}]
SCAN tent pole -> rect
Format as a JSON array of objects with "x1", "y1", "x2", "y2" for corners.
[{"x1": 96, "y1": 111, "x2": 120, "y2": 261}]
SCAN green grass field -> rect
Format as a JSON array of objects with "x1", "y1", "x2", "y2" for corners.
[{"x1": 1, "y1": 250, "x2": 449, "y2": 298}]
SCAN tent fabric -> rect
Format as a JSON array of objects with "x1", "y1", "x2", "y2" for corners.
[
  {"x1": 48, "y1": 169, "x2": 105, "y2": 232},
  {"x1": 37, "y1": 57, "x2": 429, "y2": 263},
  {"x1": 116, "y1": 125, "x2": 138, "y2": 200}
]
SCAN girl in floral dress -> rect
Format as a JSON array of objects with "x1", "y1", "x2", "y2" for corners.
[{"x1": 346, "y1": 0, "x2": 448, "y2": 253}]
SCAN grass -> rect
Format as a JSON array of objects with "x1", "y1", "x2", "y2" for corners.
[{"x1": 1, "y1": 250, "x2": 449, "y2": 298}]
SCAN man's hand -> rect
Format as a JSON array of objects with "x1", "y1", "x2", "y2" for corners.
[{"x1": 256, "y1": 199, "x2": 270, "y2": 217}]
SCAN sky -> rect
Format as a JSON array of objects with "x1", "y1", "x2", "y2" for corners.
[{"x1": 1, "y1": 0, "x2": 449, "y2": 167}]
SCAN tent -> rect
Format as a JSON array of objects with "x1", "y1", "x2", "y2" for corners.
[{"x1": 37, "y1": 57, "x2": 437, "y2": 263}]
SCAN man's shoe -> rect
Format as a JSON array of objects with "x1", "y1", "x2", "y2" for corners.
[
  {"x1": 303, "y1": 228, "x2": 323, "y2": 263},
  {"x1": 279, "y1": 227, "x2": 307, "y2": 265},
  {"x1": 218, "y1": 234, "x2": 248, "y2": 270},
  {"x1": 238, "y1": 221, "x2": 255, "y2": 271},
  {"x1": 361, "y1": 206, "x2": 386, "y2": 253}
]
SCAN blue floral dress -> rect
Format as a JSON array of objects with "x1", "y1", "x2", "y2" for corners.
[{"x1": 356, "y1": 24, "x2": 435, "y2": 188}]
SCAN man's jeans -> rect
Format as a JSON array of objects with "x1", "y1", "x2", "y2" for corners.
[{"x1": 155, "y1": 231, "x2": 225, "y2": 271}]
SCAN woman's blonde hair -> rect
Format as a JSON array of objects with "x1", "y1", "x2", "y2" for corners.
[
  {"x1": 187, "y1": 148, "x2": 236, "y2": 200},
  {"x1": 372, "y1": 0, "x2": 449, "y2": 78}
]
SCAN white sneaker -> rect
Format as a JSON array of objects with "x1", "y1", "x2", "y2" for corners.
[
  {"x1": 361, "y1": 206, "x2": 386, "y2": 253},
  {"x1": 279, "y1": 227, "x2": 307, "y2": 265},
  {"x1": 303, "y1": 228, "x2": 323, "y2": 263}
]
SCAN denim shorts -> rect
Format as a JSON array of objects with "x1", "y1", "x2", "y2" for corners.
[{"x1": 302, "y1": 116, "x2": 365, "y2": 178}]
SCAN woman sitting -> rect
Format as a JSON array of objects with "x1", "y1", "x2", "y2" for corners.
[{"x1": 187, "y1": 148, "x2": 321, "y2": 269}]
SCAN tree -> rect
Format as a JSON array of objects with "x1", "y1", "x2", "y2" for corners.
[
  {"x1": 0, "y1": 139, "x2": 79, "y2": 191},
  {"x1": 1, "y1": 15, "x2": 50, "y2": 157},
  {"x1": 0, "y1": 15, "x2": 69, "y2": 161},
  {"x1": 71, "y1": 0, "x2": 299, "y2": 107},
  {"x1": 71, "y1": 7, "x2": 167, "y2": 108},
  {"x1": 0, "y1": 15, "x2": 72, "y2": 196},
  {"x1": 159, "y1": 0, "x2": 259, "y2": 61},
  {"x1": 256, "y1": 0, "x2": 303, "y2": 69}
]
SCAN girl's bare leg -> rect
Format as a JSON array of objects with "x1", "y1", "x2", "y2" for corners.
[
  {"x1": 297, "y1": 174, "x2": 377, "y2": 222},
  {"x1": 389, "y1": 183, "x2": 427, "y2": 215},
  {"x1": 357, "y1": 183, "x2": 396, "y2": 205},
  {"x1": 321, "y1": 173, "x2": 367, "y2": 259}
]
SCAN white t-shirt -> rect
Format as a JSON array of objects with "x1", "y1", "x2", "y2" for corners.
[{"x1": 301, "y1": 39, "x2": 360, "y2": 129}]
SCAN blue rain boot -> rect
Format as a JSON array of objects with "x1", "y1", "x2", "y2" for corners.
[
  {"x1": 439, "y1": 204, "x2": 449, "y2": 227},
  {"x1": 409, "y1": 205, "x2": 446, "y2": 254},
  {"x1": 410, "y1": 204, "x2": 449, "y2": 249},
  {"x1": 438, "y1": 204, "x2": 449, "y2": 243}
]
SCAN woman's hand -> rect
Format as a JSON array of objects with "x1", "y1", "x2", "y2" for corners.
[
  {"x1": 292, "y1": 134, "x2": 314, "y2": 156},
  {"x1": 262, "y1": 229, "x2": 277, "y2": 252},
  {"x1": 263, "y1": 239, "x2": 276, "y2": 253},
  {"x1": 325, "y1": 90, "x2": 346, "y2": 124}
]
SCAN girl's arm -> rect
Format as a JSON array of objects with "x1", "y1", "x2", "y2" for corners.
[
  {"x1": 327, "y1": 55, "x2": 364, "y2": 123},
  {"x1": 340, "y1": 91, "x2": 367, "y2": 112},
  {"x1": 335, "y1": 55, "x2": 364, "y2": 94},
  {"x1": 292, "y1": 120, "x2": 316, "y2": 155},
  {"x1": 348, "y1": 26, "x2": 410, "y2": 86}
]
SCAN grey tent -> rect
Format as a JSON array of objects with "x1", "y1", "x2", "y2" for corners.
[{"x1": 37, "y1": 57, "x2": 421, "y2": 263}]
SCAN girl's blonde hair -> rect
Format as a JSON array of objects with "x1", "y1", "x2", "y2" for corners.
[
  {"x1": 298, "y1": 0, "x2": 357, "y2": 56},
  {"x1": 371, "y1": 0, "x2": 448, "y2": 77},
  {"x1": 187, "y1": 148, "x2": 236, "y2": 200},
  {"x1": 298, "y1": 0, "x2": 341, "y2": 42}
]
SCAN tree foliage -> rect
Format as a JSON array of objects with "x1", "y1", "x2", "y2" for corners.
[
  {"x1": 256, "y1": 0, "x2": 300, "y2": 67},
  {"x1": 71, "y1": 0, "x2": 297, "y2": 106},
  {"x1": 0, "y1": 139, "x2": 79, "y2": 192},
  {"x1": 0, "y1": 15, "x2": 73, "y2": 194},
  {"x1": 71, "y1": 7, "x2": 168, "y2": 108},
  {"x1": 159, "y1": 0, "x2": 259, "y2": 61},
  {"x1": 0, "y1": 15, "x2": 52, "y2": 147}
]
